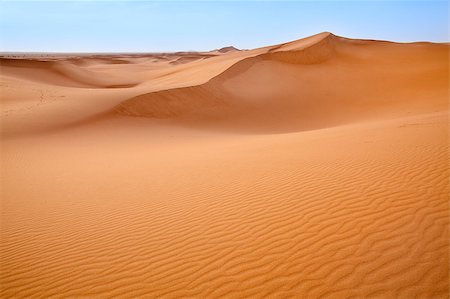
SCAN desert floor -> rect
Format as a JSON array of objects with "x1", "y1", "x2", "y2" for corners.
[{"x1": 1, "y1": 33, "x2": 449, "y2": 298}]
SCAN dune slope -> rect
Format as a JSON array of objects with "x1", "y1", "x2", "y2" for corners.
[{"x1": 0, "y1": 58, "x2": 141, "y2": 88}]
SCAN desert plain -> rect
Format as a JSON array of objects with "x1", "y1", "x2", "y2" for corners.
[{"x1": 0, "y1": 32, "x2": 449, "y2": 298}]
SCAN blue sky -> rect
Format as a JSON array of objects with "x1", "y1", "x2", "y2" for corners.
[{"x1": 0, "y1": 1, "x2": 448, "y2": 52}]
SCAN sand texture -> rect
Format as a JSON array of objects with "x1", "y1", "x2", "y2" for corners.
[{"x1": 1, "y1": 32, "x2": 449, "y2": 298}]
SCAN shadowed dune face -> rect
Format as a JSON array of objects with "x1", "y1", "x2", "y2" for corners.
[{"x1": 1, "y1": 33, "x2": 449, "y2": 298}]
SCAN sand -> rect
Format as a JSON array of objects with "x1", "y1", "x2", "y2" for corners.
[{"x1": 1, "y1": 32, "x2": 448, "y2": 298}]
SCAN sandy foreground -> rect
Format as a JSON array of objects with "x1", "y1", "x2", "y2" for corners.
[{"x1": 0, "y1": 32, "x2": 448, "y2": 298}]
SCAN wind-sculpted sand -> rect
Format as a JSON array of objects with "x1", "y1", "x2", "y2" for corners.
[{"x1": 1, "y1": 33, "x2": 448, "y2": 298}]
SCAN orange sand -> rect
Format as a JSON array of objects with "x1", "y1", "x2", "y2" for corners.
[{"x1": 1, "y1": 32, "x2": 448, "y2": 298}]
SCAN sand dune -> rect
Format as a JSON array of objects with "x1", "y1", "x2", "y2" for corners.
[
  {"x1": 118, "y1": 33, "x2": 448, "y2": 132},
  {"x1": 216, "y1": 46, "x2": 240, "y2": 53},
  {"x1": 1, "y1": 33, "x2": 448, "y2": 298},
  {"x1": 0, "y1": 58, "x2": 141, "y2": 88}
]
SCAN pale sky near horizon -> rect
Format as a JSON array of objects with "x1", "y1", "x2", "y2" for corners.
[{"x1": 0, "y1": 1, "x2": 448, "y2": 52}]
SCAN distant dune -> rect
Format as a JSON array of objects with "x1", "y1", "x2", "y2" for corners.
[
  {"x1": 1, "y1": 32, "x2": 448, "y2": 298},
  {"x1": 217, "y1": 46, "x2": 240, "y2": 53},
  {"x1": 0, "y1": 58, "x2": 141, "y2": 88}
]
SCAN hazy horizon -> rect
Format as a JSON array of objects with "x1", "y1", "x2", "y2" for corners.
[{"x1": 0, "y1": 1, "x2": 448, "y2": 53}]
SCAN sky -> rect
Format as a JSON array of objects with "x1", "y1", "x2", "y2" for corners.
[{"x1": 0, "y1": 1, "x2": 448, "y2": 52}]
